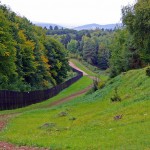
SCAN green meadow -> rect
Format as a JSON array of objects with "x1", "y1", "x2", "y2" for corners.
[{"x1": 0, "y1": 66, "x2": 150, "y2": 149}]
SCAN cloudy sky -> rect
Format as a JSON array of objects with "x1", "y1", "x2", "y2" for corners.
[{"x1": 1, "y1": 0, "x2": 136, "y2": 27}]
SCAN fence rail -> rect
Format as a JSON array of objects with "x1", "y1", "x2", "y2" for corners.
[{"x1": 0, "y1": 68, "x2": 83, "y2": 110}]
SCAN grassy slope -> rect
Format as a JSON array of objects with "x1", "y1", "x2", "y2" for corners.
[{"x1": 0, "y1": 68, "x2": 150, "y2": 149}]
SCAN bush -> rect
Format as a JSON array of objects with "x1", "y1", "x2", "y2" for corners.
[
  {"x1": 146, "y1": 67, "x2": 150, "y2": 76},
  {"x1": 93, "y1": 78, "x2": 105, "y2": 91},
  {"x1": 97, "y1": 81, "x2": 105, "y2": 89},
  {"x1": 111, "y1": 87, "x2": 121, "y2": 102}
]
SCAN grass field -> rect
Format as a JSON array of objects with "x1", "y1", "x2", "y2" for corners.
[{"x1": 0, "y1": 67, "x2": 150, "y2": 149}]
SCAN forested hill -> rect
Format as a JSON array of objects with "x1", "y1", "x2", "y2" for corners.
[{"x1": 0, "y1": 4, "x2": 69, "y2": 92}]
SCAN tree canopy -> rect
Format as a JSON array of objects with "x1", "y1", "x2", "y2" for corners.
[{"x1": 0, "y1": 4, "x2": 69, "y2": 91}]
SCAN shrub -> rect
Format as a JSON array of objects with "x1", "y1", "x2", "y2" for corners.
[
  {"x1": 146, "y1": 67, "x2": 150, "y2": 76},
  {"x1": 93, "y1": 78, "x2": 105, "y2": 91},
  {"x1": 86, "y1": 88, "x2": 95, "y2": 95},
  {"x1": 97, "y1": 81, "x2": 105, "y2": 89},
  {"x1": 111, "y1": 87, "x2": 121, "y2": 102}
]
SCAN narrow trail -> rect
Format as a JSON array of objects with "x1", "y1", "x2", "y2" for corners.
[
  {"x1": 0, "y1": 61, "x2": 95, "y2": 150},
  {"x1": 47, "y1": 85, "x2": 93, "y2": 108},
  {"x1": 69, "y1": 61, "x2": 88, "y2": 76},
  {"x1": 0, "y1": 114, "x2": 19, "y2": 132}
]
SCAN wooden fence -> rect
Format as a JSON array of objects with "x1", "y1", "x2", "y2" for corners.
[{"x1": 0, "y1": 68, "x2": 83, "y2": 110}]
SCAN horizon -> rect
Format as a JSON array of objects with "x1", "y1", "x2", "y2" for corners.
[
  {"x1": 1, "y1": 0, "x2": 136, "y2": 27},
  {"x1": 33, "y1": 21, "x2": 122, "y2": 28}
]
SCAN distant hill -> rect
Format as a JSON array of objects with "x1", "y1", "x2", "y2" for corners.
[
  {"x1": 73, "y1": 23, "x2": 122, "y2": 31},
  {"x1": 33, "y1": 22, "x2": 64, "y2": 29},
  {"x1": 33, "y1": 22, "x2": 122, "y2": 31}
]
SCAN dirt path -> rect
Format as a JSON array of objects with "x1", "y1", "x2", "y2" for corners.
[
  {"x1": 69, "y1": 61, "x2": 88, "y2": 76},
  {"x1": 0, "y1": 84, "x2": 93, "y2": 149},
  {"x1": 0, "y1": 114, "x2": 19, "y2": 132},
  {"x1": 0, "y1": 114, "x2": 49, "y2": 150},
  {"x1": 0, "y1": 114, "x2": 48, "y2": 150},
  {"x1": 0, "y1": 61, "x2": 94, "y2": 149},
  {"x1": 0, "y1": 142, "x2": 49, "y2": 150},
  {"x1": 47, "y1": 85, "x2": 93, "y2": 107}
]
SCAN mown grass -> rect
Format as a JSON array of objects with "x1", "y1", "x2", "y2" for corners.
[
  {"x1": 0, "y1": 68, "x2": 150, "y2": 149},
  {"x1": 0, "y1": 76, "x2": 93, "y2": 115}
]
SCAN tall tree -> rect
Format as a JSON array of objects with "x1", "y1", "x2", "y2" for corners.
[
  {"x1": 45, "y1": 37, "x2": 69, "y2": 84},
  {"x1": 49, "y1": 25, "x2": 53, "y2": 30},
  {"x1": 54, "y1": 25, "x2": 59, "y2": 30},
  {"x1": 82, "y1": 36, "x2": 98, "y2": 65},
  {"x1": 122, "y1": 0, "x2": 150, "y2": 64},
  {"x1": 67, "y1": 39, "x2": 78, "y2": 53},
  {"x1": 0, "y1": 7, "x2": 18, "y2": 90},
  {"x1": 109, "y1": 29, "x2": 141, "y2": 77}
]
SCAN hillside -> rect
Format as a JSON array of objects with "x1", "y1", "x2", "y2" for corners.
[{"x1": 0, "y1": 67, "x2": 149, "y2": 149}]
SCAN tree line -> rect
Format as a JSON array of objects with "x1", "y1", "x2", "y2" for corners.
[
  {"x1": 0, "y1": 3, "x2": 69, "y2": 91},
  {"x1": 46, "y1": 0, "x2": 150, "y2": 77},
  {"x1": 0, "y1": 0, "x2": 149, "y2": 92},
  {"x1": 46, "y1": 27, "x2": 114, "y2": 70}
]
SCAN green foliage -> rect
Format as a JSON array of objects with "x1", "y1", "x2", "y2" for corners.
[
  {"x1": 97, "y1": 80, "x2": 105, "y2": 89},
  {"x1": 93, "y1": 78, "x2": 99, "y2": 91},
  {"x1": 146, "y1": 67, "x2": 150, "y2": 77},
  {"x1": 122, "y1": 0, "x2": 150, "y2": 64},
  {"x1": 67, "y1": 39, "x2": 78, "y2": 53},
  {"x1": 110, "y1": 87, "x2": 121, "y2": 102},
  {"x1": 109, "y1": 29, "x2": 141, "y2": 77},
  {"x1": 0, "y1": 67, "x2": 149, "y2": 149},
  {"x1": 45, "y1": 37, "x2": 69, "y2": 84},
  {"x1": 109, "y1": 0, "x2": 150, "y2": 78},
  {"x1": 47, "y1": 25, "x2": 113, "y2": 70},
  {"x1": 0, "y1": 4, "x2": 69, "y2": 91},
  {"x1": 93, "y1": 78, "x2": 105, "y2": 91},
  {"x1": 0, "y1": 7, "x2": 18, "y2": 90},
  {"x1": 82, "y1": 36, "x2": 98, "y2": 65},
  {"x1": 46, "y1": 0, "x2": 149, "y2": 76}
]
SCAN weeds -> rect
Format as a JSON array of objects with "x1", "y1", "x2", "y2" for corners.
[
  {"x1": 111, "y1": 87, "x2": 121, "y2": 102},
  {"x1": 146, "y1": 67, "x2": 150, "y2": 76}
]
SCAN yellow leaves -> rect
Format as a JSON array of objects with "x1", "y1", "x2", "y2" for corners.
[
  {"x1": 25, "y1": 40, "x2": 35, "y2": 50},
  {"x1": 18, "y1": 30, "x2": 35, "y2": 50},
  {"x1": 41, "y1": 55, "x2": 48, "y2": 63},
  {"x1": 18, "y1": 30, "x2": 26, "y2": 43},
  {"x1": 41, "y1": 55, "x2": 51, "y2": 69},
  {"x1": 4, "y1": 52, "x2": 10, "y2": 57},
  {"x1": 0, "y1": 44, "x2": 10, "y2": 57}
]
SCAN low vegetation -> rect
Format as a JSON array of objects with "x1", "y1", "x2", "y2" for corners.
[
  {"x1": 146, "y1": 67, "x2": 150, "y2": 77},
  {"x1": 0, "y1": 67, "x2": 149, "y2": 149}
]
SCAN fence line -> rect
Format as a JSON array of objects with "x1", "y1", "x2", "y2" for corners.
[{"x1": 0, "y1": 68, "x2": 83, "y2": 110}]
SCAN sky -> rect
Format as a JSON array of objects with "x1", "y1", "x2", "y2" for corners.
[{"x1": 1, "y1": 0, "x2": 136, "y2": 27}]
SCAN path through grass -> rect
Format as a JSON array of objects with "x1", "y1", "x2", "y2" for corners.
[{"x1": 0, "y1": 68, "x2": 149, "y2": 149}]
